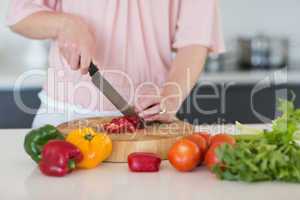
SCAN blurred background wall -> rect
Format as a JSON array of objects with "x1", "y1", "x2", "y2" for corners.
[
  {"x1": 221, "y1": 0, "x2": 299, "y2": 67},
  {"x1": 1, "y1": 0, "x2": 299, "y2": 70},
  {"x1": 0, "y1": 0, "x2": 48, "y2": 74}
]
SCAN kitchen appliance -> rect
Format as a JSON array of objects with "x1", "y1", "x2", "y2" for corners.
[
  {"x1": 57, "y1": 117, "x2": 193, "y2": 162},
  {"x1": 205, "y1": 54, "x2": 225, "y2": 72},
  {"x1": 237, "y1": 34, "x2": 289, "y2": 70}
]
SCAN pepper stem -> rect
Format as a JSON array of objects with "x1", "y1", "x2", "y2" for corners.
[
  {"x1": 68, "y1": 160, "x2": 76, "y2": 170},
  {"x1": 84, "y1": 133, "x2": 94, "y2": 141}
]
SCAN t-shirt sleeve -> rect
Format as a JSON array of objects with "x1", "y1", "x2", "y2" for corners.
[
  {"x1": 6, "y1": 0, "x2": 59, "y2": 26},
  {"x1": 173, "y1": 0, "x2": 225, "y2": 53}
]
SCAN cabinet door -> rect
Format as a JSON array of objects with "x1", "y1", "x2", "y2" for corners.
[
  {"x1": 177, "y1": 83, "x2": 298, "y2": 125},
  {"x1": 0, "y1": 89, "x2": 41, "y2": 128}
]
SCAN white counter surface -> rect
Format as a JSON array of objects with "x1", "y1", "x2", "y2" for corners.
[{"x1": 1, "y1": 126, "x2": 300, "y2": 200}]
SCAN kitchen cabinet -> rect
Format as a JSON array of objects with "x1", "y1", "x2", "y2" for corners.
[
  {"x1": 0, "y1": 88, "x2": 41, "y2": 128},
  {"x1": 1, "y1": 84, "x2": 300, "y2": 128},
  {"x1": 178, "y1": 83, "x2": 300, "y2": 125}
]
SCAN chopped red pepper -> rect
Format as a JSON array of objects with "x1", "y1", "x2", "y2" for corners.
[
  {"x1": 39, "y1": 140, "x2": 83, "y2": 177},
  {"x1": 104, "y1": 116, "x2": 143, "y2": 134},
  {"x1": 128, "y1": 152, "x2": 161, "y2": 172}
]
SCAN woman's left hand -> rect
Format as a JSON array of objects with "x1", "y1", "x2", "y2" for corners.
[{"x1": 134, "y1": 91, "x2": 179, "y2": 123}]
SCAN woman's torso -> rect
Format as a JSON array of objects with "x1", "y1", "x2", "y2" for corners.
[{"x1": 46, "y1": 0, "x2": 181, "y2": 112}]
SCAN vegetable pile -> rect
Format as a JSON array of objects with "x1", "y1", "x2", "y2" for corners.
[
  {"x1": 24, "y1": 126, "x2": 112, "y2": 177},
  {"x1": 213, "y1": 98, "x2": 300, "y2": 182},
  {"x1": 24, "y1": 96, "x2": 300, "y2": 181},
  {"x1": 168, "y1": 132, "x2": 236, "y2": 172}
]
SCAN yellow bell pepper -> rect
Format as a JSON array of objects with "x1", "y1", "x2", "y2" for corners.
[{"x1": 66, "y1": 128, "x2": 112, "y2": 169}]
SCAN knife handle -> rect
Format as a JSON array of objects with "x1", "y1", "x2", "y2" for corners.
[{"x1": 89, "y1": 63, "x2": 99, "y2": 76}]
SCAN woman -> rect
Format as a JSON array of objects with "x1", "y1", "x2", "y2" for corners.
[{"x1": 7, "y1": 0, "x2": 224, "y2": 127}]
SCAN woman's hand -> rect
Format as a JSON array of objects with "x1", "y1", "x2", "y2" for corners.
[
  {"x1": 56, "y1": 14, "x2": 97, "y2": 74},
  {"x1": 134, "y1": 87, "x2": 179, "y2": 123},
  {"x1": 136, "y1": 98, "x2": 176, "y2": 123}
]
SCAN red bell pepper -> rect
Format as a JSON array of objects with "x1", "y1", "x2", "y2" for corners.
[
  {"x1": 39, "y1": 140, "x2": 83, "y2": 177},
  {"x1": 128, "y1": 152, "x2": 161, "y2": 172}
]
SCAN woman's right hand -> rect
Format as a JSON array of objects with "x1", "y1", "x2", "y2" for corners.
[{"x1": 56, "y1": 14, "x2": 97, "y2": 75}]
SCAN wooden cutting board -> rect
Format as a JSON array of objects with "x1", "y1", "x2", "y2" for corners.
[{"x1": 57, "y1": 117, "x2": 193, "y2": 162}]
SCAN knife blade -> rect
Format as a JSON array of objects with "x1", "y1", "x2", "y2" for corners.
[{"x1": 88, "y1": 63, "x2": 136, "y2": 116}]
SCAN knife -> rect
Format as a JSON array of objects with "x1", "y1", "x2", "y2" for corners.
[{"x1": 88, "y1": 63, "x2": 137, "y2": 116}]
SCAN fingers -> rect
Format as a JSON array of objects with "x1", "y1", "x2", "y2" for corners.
[
  {"x1": 135, "y1": 96, "x2": 160, "y2": 113},
  {"x1": 144, "y1": 114, "x2": 160, "y2": 122},
  {"x1": 143, "y1": 113, "x2": 174, "y2": 123},
  {"x1": 56, "y1": 16, "x2": 98, "y2": 75},
  {"x1": 80, "y1": 50, "x2": 92, "y2": 75},
  {"x1": 59, "y1": 43, "x2": 71, "y2": 66},
  {"x1": 138, "y1": 104, "x2": 160, "y2": 119},
  {"x1": 59, "y1": 44, "x2": 96, "y2": 75},
  {"x1": 79, "y1": 38, "x2": 97, "y2": 74},
  {"x1": 59, "y1": 42, "x2": 80, "y2": 70},
  {"x1": 57, "y1": 33, "x2": 96, "y2": 74},
  {"x1": 69, "y1": 45, "x2": 80, "y2": 70}
]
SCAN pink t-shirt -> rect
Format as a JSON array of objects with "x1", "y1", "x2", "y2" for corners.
[{"x1": 7, "y1": 0, "x2": 225, "y2": 112}]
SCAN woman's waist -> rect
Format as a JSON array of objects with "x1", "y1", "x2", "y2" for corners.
[
  {"x1": 43, "y1": 76, "x2": 134, "y2": 112},
  {"x1": 37, "y1": 90, "x2": 122, "y2": 116},
  {"x1": 43, "y1": 72, "x2": 164, "y2": 112}
]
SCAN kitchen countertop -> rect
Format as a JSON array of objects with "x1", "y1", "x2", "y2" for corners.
[
  {"x1": 199, "y1": 69, "x2": 300, "y2": 85},
  {"x1": 1, "y1": 125, "x2": 300, "y2": 200},
  {"x1": 1, "y1": 67, "x2": 300, "y2": 89}
]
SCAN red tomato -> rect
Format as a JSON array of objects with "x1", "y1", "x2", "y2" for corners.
[
  {"x1": 185, "y1": 134, "x2": 207, "y2": 165},
  {"x1": 186, "y1": 134, "x2": 207, "y2": 154},
  {"x1": 194, "y1": 132, "x2": 211, "y2": 146},
  {"x1": 204, "y1": 143, "x2": 222, "y2": 170},
  {"x1": 168, "y1": 139, "x2": 201, "y2": 172},
  {"x1": 210, "y1": 133, "x2": 235, "y2": 146}
]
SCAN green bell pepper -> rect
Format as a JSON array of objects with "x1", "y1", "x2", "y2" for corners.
[{"x1": 24, "y1": 125, "x2": 65, "y2": 163}]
